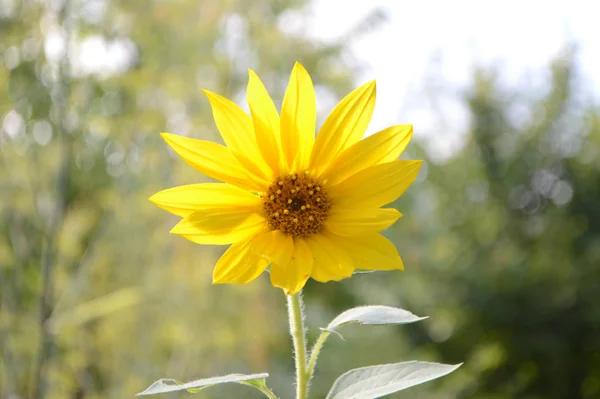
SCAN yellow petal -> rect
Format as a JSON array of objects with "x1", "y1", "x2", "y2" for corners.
[
  {"x1": 213, "y1": 240, "x2": 269, "y2": 284},
  {"x1": 149, "y1": 183, "x2": 261, "y2": 217},
  {"x1": 310, "y1": 81, "x2": 376, "y2": 176},
  {"x1": 280, "y1": 62, "x2": 316, "y2": 171},
  {"x1": 249, "y1": 229, "x2": 294, "y2": 266},
  {"x1": 203, "y1": 90, "x2": 274, "y2": 181},
  {"x1": 331, "y1": 233, "x2": 404, "y2": 271},
  {"x1": 270, "y1": 238, "x2": 313, "y2": 295},
  {"x1": 305, "y1": 234, "x2": 354, "y2": 282},
  {"x1": 160, "y1": 133, "x2": 267, "y2": 192},
  {"x1": 247, "y1": 70, "x2": 283, "y2": 174},
  {"x1": 330, "y1": 160, "x2": 422, "y2": 209},
  {"x1": 324, "y1": 125, "x2": 413, "y2": 186},
  {"x1": 171, "y1": 209, "x2": 266, "y2": 245},
  {"x1": 324, "y1": 208, "x2": 402, "y2": 236}
]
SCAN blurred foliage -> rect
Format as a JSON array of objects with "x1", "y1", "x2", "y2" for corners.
[
  {"x1": 405, "y1": 56, "x2": 600, "y2": 399},
  {"x1": 2, "y1": 1, "x2": 600, "y2": 399}
]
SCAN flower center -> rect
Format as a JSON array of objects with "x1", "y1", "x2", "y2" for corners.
[{"x1": 262, "y1": 172, "x2": 331, "y2": 238}]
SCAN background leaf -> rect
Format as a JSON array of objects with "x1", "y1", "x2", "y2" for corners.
[
  {"x1": 137, "y1": 373, "x2": 269, "y2": 396},
  {"x1": 326, "y1": 362, "x2": 461, "y2": 399}
]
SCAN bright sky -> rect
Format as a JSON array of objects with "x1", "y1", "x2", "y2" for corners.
[
  {"x1": 41, "y1": 0, "x2": 598, "y2": 160},
  {"x1": 306, "y1": 0, "x2": 600, "y2": 160}
]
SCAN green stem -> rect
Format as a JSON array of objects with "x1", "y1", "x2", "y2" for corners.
[
  {"x1": 257, "y1": 386, "x2": 279, "y2": 399},
  {"x1": 306, "y1": 330, "x2": 331, "y2": 386},
  {"x1": 287, "y1": 293, "x2": 308, "y2": 399}
]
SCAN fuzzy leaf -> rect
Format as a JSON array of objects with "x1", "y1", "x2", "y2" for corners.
[
  {"x1": 325, "y1": 306, "x2": 427, "y2": 332},
  {"x1": 326, "y1": 361, "x2": 461, "y2": 399},
  {"x1": 136, "y1": 373, "x2": 269, "y2": 396}
]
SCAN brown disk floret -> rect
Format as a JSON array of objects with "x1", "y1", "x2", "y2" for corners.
[{"x1": 262, "y1": 172, "x2": 331, "y2": 238}]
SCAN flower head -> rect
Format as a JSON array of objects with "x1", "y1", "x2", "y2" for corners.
[{"x1": 150, "y1": 62, "x2": 422, "y2": 295}]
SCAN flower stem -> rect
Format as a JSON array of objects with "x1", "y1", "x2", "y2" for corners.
[{"x1": 287, "y1": 292, "x2": 308, "y2": 399}]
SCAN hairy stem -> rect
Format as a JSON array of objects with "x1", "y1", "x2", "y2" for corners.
[
  {"x1": 287, "y1": 293, "x2": 308, "y2": 399},
  {"x1": 306, "y1": 330, "x2": 331, "y2": 387}
]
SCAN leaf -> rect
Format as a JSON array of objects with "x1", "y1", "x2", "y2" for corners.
[
  {"x1": 136, "y1": 373, "x2": 269, "y2": 396},
  {"x1": 325, "y1": 361, "x2": 462, "y2": 399},
  {"x1": 325, "y1": 306, "x2": 427, "y2": 332}
]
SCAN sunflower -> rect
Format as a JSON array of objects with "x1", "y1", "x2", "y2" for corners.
[{"x1": 150, "y1": 62, "x2": 422, "y2": 295}]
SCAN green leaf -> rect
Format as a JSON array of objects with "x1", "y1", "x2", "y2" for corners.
[
  {"x1": 136, "y1": 373, "x2": 269, "y2": 396},
  {"x1": 325, "y1": 306, "x2": 427, "y2": 332},
  {"x1": 326, "y1": 361, "x2": 462, "y2": 399}
]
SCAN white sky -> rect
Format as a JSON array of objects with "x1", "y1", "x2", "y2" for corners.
[{"x1": 306, "y1": 0, "x2": 600, "y2": 160}]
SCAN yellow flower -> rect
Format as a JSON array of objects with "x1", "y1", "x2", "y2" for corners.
[{"x1": 150, "y1": 62, "x2": 422, "y2": 295}]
